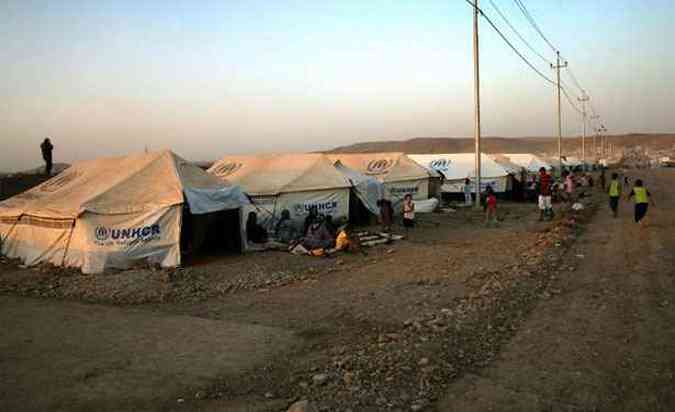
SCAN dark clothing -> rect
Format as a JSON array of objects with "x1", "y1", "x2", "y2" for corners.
[
  {"x1": 609, "y1": 196, "x2": 619, "y2": 214},
  {"x1": 40, "y1": 140, "x2": 53, "y2": 175},
  {"x1": 302, "y1": 224, "x2": 333, "y2": 250},
  {"x1": 275, "y1": 218, "x2": 298, "y2": 244},
  {"x1": 246, "y1": 220, "x2": 268, "y2": 244},
  {"x1": 303, "y1": 213, "x2": 318, "y2": 237},
  {"x1": 379, "y1": 200, "x2": 393, "y2": 227},
  {"x1": 402, "y1": 218, "x2": 415, "y2": 228},
  {"x1": 635, "y1": 203, "x2": 648, "y2": 222},
  {"x1": 538, "y1": 173, "x2": 552, "y2": 196}
]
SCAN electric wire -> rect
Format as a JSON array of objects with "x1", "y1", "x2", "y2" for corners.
[{"x1": 512, "y1": 0, "x2": 557, "y2": 53}]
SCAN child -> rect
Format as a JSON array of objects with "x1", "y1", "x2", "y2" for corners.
[
  {"x1": 537, "y1": 167, "x2": 553, "y2": 221},
  {"x1": 484, "y1": 186, "x2": 498, "y2": 226},
  {"x1": 628, "y1": 179, "x2": 655, "y2": 227},
  {"x1": 402, "y1": 194, "x2": 415, "y2": 229},
  {"x1": 463, "y1": 178, "x2": 473, "y2": 206},
  {"x1": 607, "y1": 172, "x2": 622, "y2": 218}
]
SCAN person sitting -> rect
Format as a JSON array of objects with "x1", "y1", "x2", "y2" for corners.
[
  {"x1": 303, "y1": 206, "x2": 319, "y2": 237},
  {"x1": 301, "y1": 216, "x2": 333, "y2": 251},
  {"x1": 274, "y1": 209, "x2": 298, "y2": 244},
  {"x1": 246, "y1": 212, "x2": 268, "y2": 244},
  {"x1": 324, "y1": 214, "x2": 337, "y2": 238}
]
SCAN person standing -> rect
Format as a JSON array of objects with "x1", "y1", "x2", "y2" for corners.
[
  {"x1": 599, "y1": 168, "x2": 606, "y2": 190},
  {"x1": 537, "y1": 167, "x2": 553, "y2": 221},
  {"x1": 40, "y1": 138, "x2": 54, "y2": 175},
  {"x1": 607, "y1": 172, "x2": 622, "y2": 218},
  {"x1": 484, "y1": 186, "x2": 498, "y2": 226},
  {"x1": 377, "y1": 198, "x2": 394, "y2": 233},
  {"x1": 463, "y1": 178, "x2": 472, "y2": 206},
  {"x1": 628, "y1": 179, "x2": 655, "y2": 227},
  {"x1": 401, "y1": 194, "x2": 415, "y2": 229}
]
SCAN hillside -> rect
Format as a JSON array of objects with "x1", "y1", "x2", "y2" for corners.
[{"x1": 328, "y1": 133, "x2": 675, "y2": 155}]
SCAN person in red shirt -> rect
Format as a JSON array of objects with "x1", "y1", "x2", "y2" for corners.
[
  {"x1": 484, "y1": 186, "x2": 498, "y2": 226},
  {"x1": 537, "y1": 167, "x2": 553, "y2": 221}
]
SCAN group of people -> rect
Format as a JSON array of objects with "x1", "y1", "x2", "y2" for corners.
[
  {"x1": 535, "y1": 166, "x2": 655, "y2": 227},
  {"x1": 244, "y1": 192, "x2": 420, "y2": 256}
]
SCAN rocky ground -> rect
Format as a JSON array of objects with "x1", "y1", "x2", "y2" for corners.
[{"x1": 5, "y1": 171, "x2": 671, "y2": 412}]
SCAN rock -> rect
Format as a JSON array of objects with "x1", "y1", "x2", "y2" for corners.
[
  {"x1": 312, "y1": 373, "x2": 329, "y2": 385},
  {"x1": 287, "y1": 400, "x2": 318, "y2": 412},
  {"x1": 176, "y1": 398, "x2": 184, "y2": 403},
  {"x1": 194, "y1": 391, "x2": 205, "y2": 399},
  {"x1": 418, "y1": 357, "x2": 430, "y2": 366},
  {"x1": 264, "y1": 392, "x2": 274, "y2": 399},
  {"x1": 410, "y1": 404, "x2": 424, "y2": 411}
]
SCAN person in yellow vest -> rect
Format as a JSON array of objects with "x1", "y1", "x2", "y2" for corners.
[
  {"x1": 628, "y1": 179, "x2": 655, "y2": 227},
  {"x1": 607, "y1": 172, "x2": 622, "y2": 218}
]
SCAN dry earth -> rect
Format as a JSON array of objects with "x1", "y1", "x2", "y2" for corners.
[{"x1": 1, "y1": 170, "x2": 674, "y2": 411}]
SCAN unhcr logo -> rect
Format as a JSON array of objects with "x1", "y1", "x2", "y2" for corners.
[
  {"x1": 212, "y1": 162, "x2": 243, "y2": 177},
  {"x1": 366, "y1": 159, "x2": 394, "y2": 175},
  {"x1": 94, "y1": 224, "x2": 161, "y2": 244},
  {"x1": 429, "y1": 159, "x2": 451, "y2": 171},
  {"x1": 293, "y1": 201, "x2": 339, "y2": 215}
]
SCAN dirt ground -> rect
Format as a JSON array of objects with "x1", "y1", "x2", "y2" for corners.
[{"x1": 1, "y1": 170, "x2": 674, "y2": 411}]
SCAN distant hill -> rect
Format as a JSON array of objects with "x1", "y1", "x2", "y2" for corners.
[{"x1": 328, "y1": 134, "x2": 675, "y2": 156}]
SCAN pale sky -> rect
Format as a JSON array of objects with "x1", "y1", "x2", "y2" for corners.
[{"x1": 2, "y1": 0, "x2": 674, "y2": 171}]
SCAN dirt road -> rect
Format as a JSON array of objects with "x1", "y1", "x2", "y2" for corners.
[
  {"x1": 0, "y1": 296, "x2": 297, "y2": 412},
  {"x1": 439, "y1": 169, "x2": 675, "y2": 411}
]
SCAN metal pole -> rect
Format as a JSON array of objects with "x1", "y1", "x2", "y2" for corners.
[
  {"x1": 578, "y1": 92, "x2": 589, "y2": 171},
  {"x1": 551, "y1": 52, "x2": 567, "y2": 177},
  {"x1": 473, "y1": 0, "x2": 482, "y2": 209}
]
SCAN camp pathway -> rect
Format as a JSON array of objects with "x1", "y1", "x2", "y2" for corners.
[
  {"x1": 437, "y1": 169, "x2": 675, "y2": 411},
  {"x1": 0, "y1": 295, "x2": 298, "y2": 412}
]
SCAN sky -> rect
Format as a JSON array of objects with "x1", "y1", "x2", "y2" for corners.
[{"x1": 2, "y1": 0, "x2": 674, "y2": 171}]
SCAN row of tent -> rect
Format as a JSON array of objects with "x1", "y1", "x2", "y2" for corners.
[{"x1": 0, "y1": 150, "x2": 558, "y2": 274}]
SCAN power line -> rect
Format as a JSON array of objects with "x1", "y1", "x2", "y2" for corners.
[
  {"x1": 564, "y1": 65, "x2": 585, "y2": 93},
  {"x1": 464, "y1": 0, "x2": 556, "y2": 86},
  {"x1": 513, "y1": 0, "x2": 558, "y2": 53},
  {"x1": 487, "y1": 0, "x2": 552, "y2": 65},
  {"x1": 561, "y1": 86, "x2": 583, "y2": 114},
  {"x1": 464, "y1": 1, "x2": 589, "y2": 117}
]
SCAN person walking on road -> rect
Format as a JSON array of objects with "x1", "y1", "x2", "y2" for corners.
[
  {"x1": 608, "y1": 172, "x2": 622, "y2": 218},
  {"x1": 537, "y1": 167, "x2": 553, "y2": 221},
  {"x1": 40, "y1": 138, "x2": 54, "y2": 175},
  {"x1": 628, "y1": 179, "x2": 655, "y2": 228}
]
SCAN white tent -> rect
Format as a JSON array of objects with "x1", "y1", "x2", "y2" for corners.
[
  {"x1": 208, "y1": 153, "x2": 351, "y2": 229},
  {"x1": 333, "y1": 161, "x2": 384, "y2": 216},
  {"x1": 327, "y1": 153, "x2": 431, "y2": 208},
  {"x1": 408, "y1": 153, "x2": 517, "y2": 193},
  {"x1": 0, "y1": 151, "x2": 247, "y2": 274},
  {"x1": 497, "y1": 154, "x2": 552, "y2": 174}
]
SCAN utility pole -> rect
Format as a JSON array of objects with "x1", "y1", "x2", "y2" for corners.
[
  {"x1": 472, "y1": 0, "x2": 482, "y2": 209},
  {"x1": 578, "y1": 92, "x2": 589, "y2": 171},
  {"x1": 590, "y1": 114, "x2": 600, "y2": 160},
  {"x1": 551, "y1": 52, "x2": 567, "y2": 176}
]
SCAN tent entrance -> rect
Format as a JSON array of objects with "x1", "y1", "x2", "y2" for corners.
[
  {"x1": 180, "y1": 208, "x2": 242, "y2": 265},
  {"x1": 348, "y1": 190, "x2": 375, "y2": 226}
]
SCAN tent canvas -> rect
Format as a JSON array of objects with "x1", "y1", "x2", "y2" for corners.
[
  {"x1": 408, "y1": 153, "x2": 517, "y2": 193},
  {"x1": 0, "y1": 151, "x2": 247, "y2": 274},
  {"x1": 498, "y1": 153, "x2": 552, "y2": 173},
  {"x1": 208, "y1": 153, "x2": 351, "y2": 230},
  {"x1": 333, "y1": 161, "x2": 384, "y2": 217},
  {"x1": 327, "y1": 153, "x2": 431, "y2": 208}
]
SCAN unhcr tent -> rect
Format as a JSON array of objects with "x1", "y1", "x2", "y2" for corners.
[
  {"x1": 0, "y1": 151, "x2": 247, "y2": 274},
  {"x1": 208, "y1": 153, "x2": 351, "y2": 229},
  {"x1": 333, "y1": 161, "x2": 384, "y2": 222},
  {"x1": 498, "y1": 154, "x2": 552, "y2": 174},
  {"x1": 327, "y1": 153, "x2": 431, "y2": 209},
  {"x1": 408, "y1": 153, "x2": 517, "y2": 193}
]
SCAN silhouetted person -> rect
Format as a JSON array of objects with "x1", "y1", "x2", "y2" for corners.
[{"x1": 40, "y1": 138, "x2": 54, "y2": 175}]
